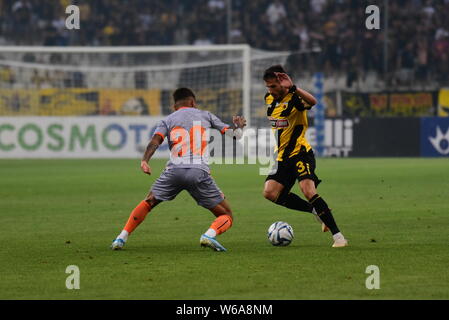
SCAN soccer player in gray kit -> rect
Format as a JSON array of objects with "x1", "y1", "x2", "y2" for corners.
[{"x1": 111, "y1": 88, "x2": 246, "y2": 252}]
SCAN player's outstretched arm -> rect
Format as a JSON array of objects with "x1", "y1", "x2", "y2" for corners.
[
  {"x1": 275, "y1": 72, "x2": 317, "y2": 107},
  {"x1": 140, "y1": 134, "x2": 164, "y2": 175},
  {"x1": 232, "y1": 115, "x2": 246, "y2": 129},
  {"x1": 224, "y1": 115, "x2": 246, "y2": 140}
]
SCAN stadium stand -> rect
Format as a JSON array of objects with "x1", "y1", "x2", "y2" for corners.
[
  {"x1": 0, "y1": 0, "x2": 448, "y2": 120},
  {"x1": 1, "y1": 0, "x2": 448, "y2": 87}
]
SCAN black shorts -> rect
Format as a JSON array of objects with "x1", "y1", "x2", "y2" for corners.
[{"x1": 265, "y1": 149, "x2": 322, "y2": 192}]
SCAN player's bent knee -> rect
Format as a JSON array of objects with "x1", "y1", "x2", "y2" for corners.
[
  {"x1": 210, "y1": 201, "x2": 232, "y2": 218},
  {"x1": 144, "y1": 193, "x2": 161, "y2": 207},
  {"x1": 219, "y1": 200, "x2": 232, "y2": 216},
  {"x1": 263, "y1": 189, "x2": 277, "y2": 202},
  {"x1": 221, "y1": 208, "x2": 233, "y2": 217}
]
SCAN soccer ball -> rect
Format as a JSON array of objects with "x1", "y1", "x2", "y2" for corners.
[{"x1": 267, "y1": 221, "x2": 294, "y2": 246}]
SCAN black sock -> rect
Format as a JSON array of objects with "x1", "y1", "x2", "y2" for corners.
[
  {"x1": 309, "y1": 194, "x2": 340, "y2": 235},
  {"x1": 277, "y1": 192, "x2": 313, "y2": 213}
]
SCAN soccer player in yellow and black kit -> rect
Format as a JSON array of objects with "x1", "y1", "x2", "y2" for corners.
[{"x1": 262, "y1": 65, "x2": 348, "y2": 247}]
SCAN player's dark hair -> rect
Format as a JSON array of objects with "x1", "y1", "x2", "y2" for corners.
[
  {"x1": 263, "y1": 65, "x2": 287, "y2": 81},
  {"x1": 173, "y1": 87, "x2": 196, "y2": 102}
]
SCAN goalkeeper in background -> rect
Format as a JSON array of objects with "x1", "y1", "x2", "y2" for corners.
[
  {"x1": 111, "y1": 87, "x2": 246, "y2": 252},
  {"x1": 262, "y1": 65, "x2": 348, "y2": 248}
]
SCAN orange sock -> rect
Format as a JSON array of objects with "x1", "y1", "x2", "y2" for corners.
[
  {"x1": 123, "y1": 200, "x2": 152, "y2": 234},
  {"x1": 209, "y1": 214, "x2": 233, "y2": 236}
]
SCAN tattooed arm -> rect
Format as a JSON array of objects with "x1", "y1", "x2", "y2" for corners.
[{"x1": 140, "y1": 134, "x2": 164, "y2": 175}]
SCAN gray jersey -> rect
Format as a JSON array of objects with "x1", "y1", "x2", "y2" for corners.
[{"x1": 153, "y1": 107, "x2": 230, "y2": 172}]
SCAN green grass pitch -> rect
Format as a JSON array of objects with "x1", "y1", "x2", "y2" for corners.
[{"x1": 0, "y1": 158, "x2": 448, "y2": 300}]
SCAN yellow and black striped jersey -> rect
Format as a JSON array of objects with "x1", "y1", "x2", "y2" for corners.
[{"x1": 265, "y1": 92, "x2": 313, "y2": 161}]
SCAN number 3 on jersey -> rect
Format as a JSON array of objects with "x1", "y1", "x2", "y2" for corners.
[{"x1": 296, "y1": 160, "x2": 311, "y2": 175}]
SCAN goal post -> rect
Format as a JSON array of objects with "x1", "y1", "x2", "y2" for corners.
[{"x1": 0, "y1": 44, "x2": 252, "y2": 126}]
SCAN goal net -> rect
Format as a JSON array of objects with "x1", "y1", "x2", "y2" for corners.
[{"x1": 0, "y1": 45, "x2": 251, "y2": 123}]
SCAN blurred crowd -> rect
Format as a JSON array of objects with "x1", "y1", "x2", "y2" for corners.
[{"x1": 0, "y1": 0, "x2": 449, "y2": 86}]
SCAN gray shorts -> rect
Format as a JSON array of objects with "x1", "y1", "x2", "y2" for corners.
[{"x1": 150, "y1": 168, "x2": 224, "y2": 209}]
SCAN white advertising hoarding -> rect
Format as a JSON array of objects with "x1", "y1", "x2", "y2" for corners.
[
  {"x1": 0, "y1": 117, "x2": 355, "y2": 159},
  {"x1": 0, "y1": 117, "x2": 170, "y2": 158}
]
